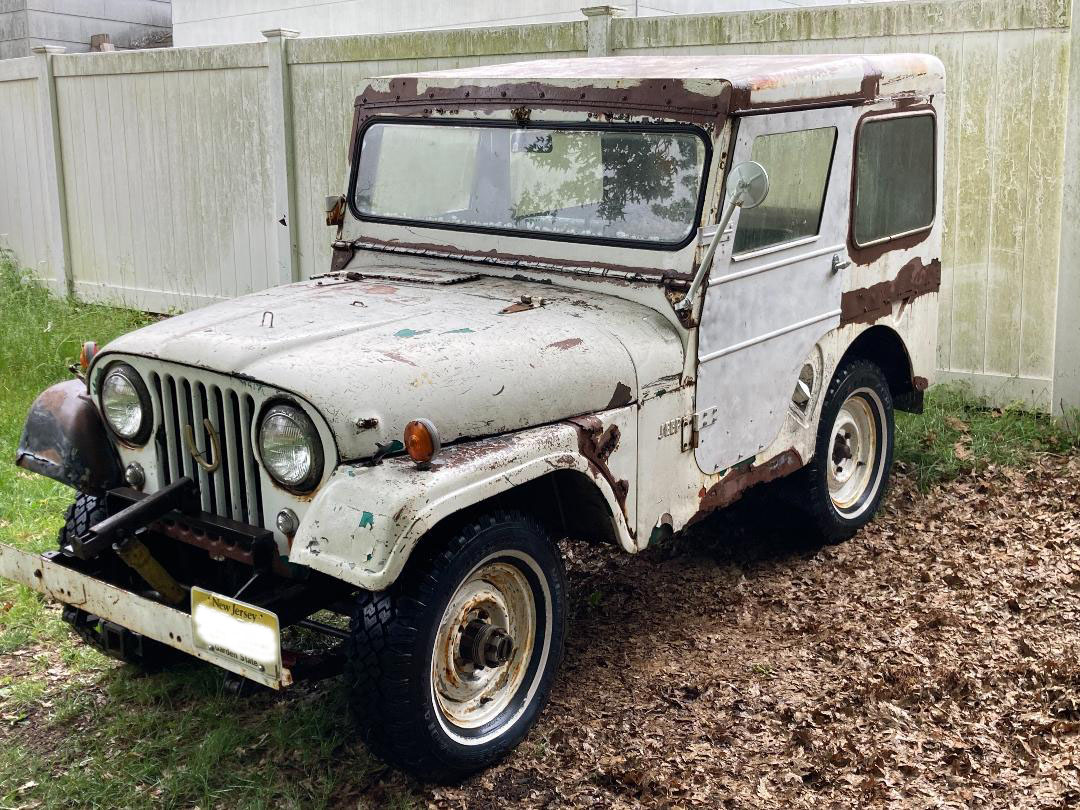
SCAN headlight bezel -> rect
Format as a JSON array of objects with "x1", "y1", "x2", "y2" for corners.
[
  {"x1": 99, "y1": 362, "x2": 152, "y2": 445},
  {"x1": 257, "y1": 400, "x2": 325, "y2": 493}
]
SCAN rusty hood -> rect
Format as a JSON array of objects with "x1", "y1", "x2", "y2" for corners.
[{"x1": 98, "y1": 265, "x2": 682, "y2": 461}]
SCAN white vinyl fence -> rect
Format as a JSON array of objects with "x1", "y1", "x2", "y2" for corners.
[{"x1": 1, "y1": 0, "x2": 1079, "y2": 414}]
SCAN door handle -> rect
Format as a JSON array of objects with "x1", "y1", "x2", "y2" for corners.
[{"x1": 830, "y1": 254, "x2": 852, "y2": 275}]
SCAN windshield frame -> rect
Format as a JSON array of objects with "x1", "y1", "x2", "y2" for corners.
[{"x1": 347, "y1": 117, "x2": 713, "y2": 252}]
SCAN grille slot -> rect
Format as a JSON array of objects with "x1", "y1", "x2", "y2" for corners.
[{"x1": 151, "y1": 372, "x2": 263, "y2": 527}]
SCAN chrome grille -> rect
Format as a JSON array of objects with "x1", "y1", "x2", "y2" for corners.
[{"x1": 150, "y1": 372, "x2": 263, "y2": 526}]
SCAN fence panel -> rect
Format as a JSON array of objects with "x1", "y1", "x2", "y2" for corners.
[
  {"x1": 52, "y1": 44, "x2": 274, "y2": 312},
  {"x1": 0, "y1": 57, "x2": 51, "y2": 284}
]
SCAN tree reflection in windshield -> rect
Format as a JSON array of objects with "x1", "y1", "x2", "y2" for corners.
[{"x1": 354, "y1": 123, "x2": 707, "y2": 245}]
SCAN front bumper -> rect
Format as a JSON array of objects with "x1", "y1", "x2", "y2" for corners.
[{"x1": 0, "y1": 544, "x2": 293, "y2": 689}]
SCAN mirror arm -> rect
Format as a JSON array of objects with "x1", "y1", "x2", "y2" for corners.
[{"x1": 675, "y1": 195, "x2": 741, "y2": 315}]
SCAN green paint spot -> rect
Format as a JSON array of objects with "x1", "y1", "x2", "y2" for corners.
[
  {"x1": 358, "y1": 511, "x2": 375, "y2": 530},
  {"x1": 395, "y1": 328, "x2": 431, "y2": 338},
  {"x1": 442, "y1": 327, "x2": 475, "y2": 334},
  {"x1": 386, "y1": 439, "x2": 404, "y2": 453}
]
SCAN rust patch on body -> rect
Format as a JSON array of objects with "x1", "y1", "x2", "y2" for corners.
[
  {"x1": 353, "y1": 77, "x2": 728, "y2": 130},
  {"x1": 729, "y1": 62, "x2": 880, "y2": 113},
  {"x1": 840, "y1": 258, "x2": 941, "y2": 326},
  {"x1": 546, "y1": 338, "x2": 583, "y2": 351},
  {"x1": 377, "y1": 350, "x2": 417, "y2": 367},
  {"x1": 605, "y1": 382, "x2": 633, "y2": 409},
  {"x1": 690, "y1": 449, "x2": 804, "y2": 526},
  {"x1": 351, "y1": 237, "x2": 686, "y2": 284},
  {"x1": 436, "y1": 435, "x2": 518, "y2": 470},
  {"x1": 568, "y1": 416, "x2": 629, "y2": 515},
  {"x1": 913, "y1": 376, "x2": 929, "y2": 391}
]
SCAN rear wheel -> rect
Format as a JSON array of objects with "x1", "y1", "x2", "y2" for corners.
[
  {"x1": 57, "y1": 493, "x2": 177, "y2": 668},
  {"x1": 796, "y1": 359, "x2": 895, "y2": 543},
  {"x1": 345, "y1": 510, "x2": 567, "y2": 781}
]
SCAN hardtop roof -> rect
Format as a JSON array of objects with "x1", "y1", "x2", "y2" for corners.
[{"x1": 359, "y1": 53, "x2": 944, "y2": 117}]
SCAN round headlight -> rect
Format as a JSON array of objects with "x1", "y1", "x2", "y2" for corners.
[
  {"x1": 258, "y1": 403, "x2": 323, "y2": 491},
  {"x1": 100, "y1": 363, "x2": 151, "y2": 444}
]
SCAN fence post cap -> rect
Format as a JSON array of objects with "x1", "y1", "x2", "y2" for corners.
[
  {"x1": 581, "y1": 5, "x2": 625, "y2": 17},
  {"x1": 262, "y1": 29, "x2": 300, "y2": 39}
]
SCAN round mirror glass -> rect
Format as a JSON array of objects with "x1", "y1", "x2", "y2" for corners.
[{"x1": 726, "y1": 160, "x2": 770, "y2": 209}]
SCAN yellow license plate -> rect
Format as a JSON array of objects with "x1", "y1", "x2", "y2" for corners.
[{"x1": 190, "y1": 587, "x2": 282, "y2": 684}]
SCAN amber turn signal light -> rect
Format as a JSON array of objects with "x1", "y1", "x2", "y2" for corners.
[
  {"x1": 79, "y1": 340, "x2": 99, "y2": 371},
  {"x1": 404, "y1": 418, "x2": 441, "y2": 465}
]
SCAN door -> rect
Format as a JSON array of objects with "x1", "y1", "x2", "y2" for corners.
[{"x1": 695, "y1": 107, "x2": 854, "y2": 474}]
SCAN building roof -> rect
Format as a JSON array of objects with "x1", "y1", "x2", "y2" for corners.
[{"x1": 368, "y1": 54, "x2": 944, "y2": 116}]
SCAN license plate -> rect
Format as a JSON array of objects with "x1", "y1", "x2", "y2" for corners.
[{"x1": 190, "y1": 587, "x2": 282, "y2": 683}]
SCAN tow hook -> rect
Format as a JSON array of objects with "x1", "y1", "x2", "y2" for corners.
[{"x1": 459, "y1": 619, "x2": 514, "y2": 668}]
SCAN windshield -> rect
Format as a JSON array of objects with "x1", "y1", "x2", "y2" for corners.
[{"x1": 352, "y1": 122, "x2": 709, "y2": 248}]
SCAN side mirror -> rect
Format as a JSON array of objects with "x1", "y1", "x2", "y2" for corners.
[
  {"x1": 726, "y1": 160, "x2": 770, "y2": 210},
  {"x1": 674, "y1": 160, "x2": 770, "y2": 316}
]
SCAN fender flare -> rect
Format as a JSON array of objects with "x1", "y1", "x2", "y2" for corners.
[
  {"x1": 16, "y1": 379, "x2": 121, "y2": 493},
  {"x1": 288, "y1": 421, "x2": 634, "y2": 591}
]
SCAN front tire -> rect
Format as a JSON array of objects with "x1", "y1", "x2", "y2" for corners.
[
  {"x1": 57, "y1": 493, "x2": 176, "y2": 668},
  {"x1": 797, "y1": 358, "x2": 895, "y2": 543},
  {"x1": 345, "y1": 510, "x2": 567, "y2": 781}
]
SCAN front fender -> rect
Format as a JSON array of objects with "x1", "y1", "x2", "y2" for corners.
[
  {"x1": 15, "y1": 379, "x2": 121, "y2": 493},
  {"x1": 288, "y1": 421, "x2": 635, "y2": 591}
]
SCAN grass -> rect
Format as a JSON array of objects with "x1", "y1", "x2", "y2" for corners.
[
  {"x1": 0, "y1": 253, "x2": 153, "y2": 656},
  {"x1": 895, "y1": 384, "x2": 1079, "y2": 489},
  {"x1": 0, "y1": 251, "x2": 1075, "y2": 807}
]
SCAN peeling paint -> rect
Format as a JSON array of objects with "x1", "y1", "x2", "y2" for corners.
[
  {"x1": 546, "y1": 338, "x2": 583, "y2": 351},
  {"x1": 605, "y1": 381, "x2": 634, "y2": 409},
  {"x1": 840, "y1": 258, "x2": 941, "y2": 326}
]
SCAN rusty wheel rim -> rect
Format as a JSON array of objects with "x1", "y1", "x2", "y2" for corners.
[
  {"x1": 431, "y1": 555, "x2": 539, "y2": 742},
  {"x1": 827, "y1": 387, "x2": 886, "y2": 518}
]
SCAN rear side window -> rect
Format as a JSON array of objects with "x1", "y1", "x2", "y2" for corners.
[
  {"x1": 853, "y1": 115, "x2": 935, "y2": 246},
  {"x1": 733, "y1": 127, "x2": 837, "y2": 255}
]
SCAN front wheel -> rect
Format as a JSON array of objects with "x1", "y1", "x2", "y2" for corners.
[
  {"x1": 796, "y1": 358, "x2": 895, "y2": 543},
  {"x1": 57, "y1": 493, "x2": 178, "y2": 668},
  {"x1": 345, "y1": 511, "x2": 567, "y2": 781}
]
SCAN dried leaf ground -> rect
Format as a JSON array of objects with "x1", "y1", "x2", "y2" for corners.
[{"x1": 431, "y1": 454, "x2": 1080, "y2": 809}]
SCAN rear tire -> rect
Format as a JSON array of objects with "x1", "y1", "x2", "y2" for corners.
[
  {"x1": 794, "y1": 358, "x2": 895, "y2": 543},
  {"x1": 57, "y1": 493, "x2": 177, "y2": 669},
  {"x1": 345, "y1": 510, "x2": 567, "y2": 782}
]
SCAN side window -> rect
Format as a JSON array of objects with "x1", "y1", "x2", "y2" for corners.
[
  {"x1": 733, "y1": 127, "x2": 837, "y2": 255},
  {"x1": 853, "y1": 115, "x2": 935, "y2": 246}
]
